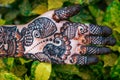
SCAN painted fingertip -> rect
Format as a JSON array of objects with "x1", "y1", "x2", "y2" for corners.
[
  {"x1": 87, "y1": 56, "x2": 98, "y2": 64},
  {"x1": 100, "y1": 47, "x2": 111, "y2": 54},
  {"x1": 102, "y1": 26, "x2": 112, "y2": 36},
  {"x1": 105, "y1": 37, "x2": 116, "y2": 46}
]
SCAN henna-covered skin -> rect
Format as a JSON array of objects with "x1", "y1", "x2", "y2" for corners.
[{"x1": 0, "y1": 5, "x2": 116, "y2": 65}]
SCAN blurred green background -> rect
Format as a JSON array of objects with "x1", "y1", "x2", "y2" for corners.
[{"x1": 0, "y1": 0, "x2": 120, "y2": 80}]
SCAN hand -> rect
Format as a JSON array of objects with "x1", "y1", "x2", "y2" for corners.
[{"x1": 0, "y1": 5, "x2": 116, "y2": 65}]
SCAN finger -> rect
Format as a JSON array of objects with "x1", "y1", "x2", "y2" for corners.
[
  {"x1": 79, "y1": 46, "x2": 111, "y2": 55},
  {"x1": 70, "y1": 54, "x2": 98, "y2": 65},
  {"x1": 61, "y1": 22, "x2": 112, "y2": 39},
  {"x1": 77, "y1": 23, "x2": 112, "y2": 36},
  {"x1": 53, "y1": 5, "x2": 81, "y2": 22},
  {"x1": 85, "y1": 36, "x2": 116, "y2": 46},
  {"x1": 88, "y1": 24, "x2": 112, "y2": 36}
]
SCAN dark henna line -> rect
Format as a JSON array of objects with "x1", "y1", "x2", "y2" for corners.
[
  {"x1": 22, "y1": 17, "x2": 57, "y2": 46},
  {"x1": 53, "y1": 5, "x2": 81, "y2": 22}
]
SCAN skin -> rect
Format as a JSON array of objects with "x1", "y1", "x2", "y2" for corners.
[{"x1": 0, "y1": 5, "x2": 116, "y2": 65}]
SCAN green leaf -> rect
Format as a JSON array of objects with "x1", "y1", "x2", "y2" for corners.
[
  {"x1": 0, "y1": 19, "x2": 6, "y2": 25},
  {"x1": 3, "y1": 58, "x2": 14, "y2": 71},
  {"x1": 70, "y1": 9, "x2": 93, "y2": 23},
  {"x1": 111, "y1": 56, "x2": 120, "y2": 78},
  {"x1": 88, "y1": 5, "x2": 104, "y2": 24},
  {"x1": 53, "y1": 65, "x2": 79, "y2": 75},
  {"x1": 19, "y1": 0, "x2": 32, "y2": 16},
  {"x1": 114, "y1": 27, "x2": 120, "y2": 34},
  {"x1": 0, "y1": 71, "x2": 21, "y2": 80},
  {"x1": 5, "y1": 10, "x2": 19, "y2": 21},
  {"x1": 109, "y1": 45, "x2": 119, "y2": 52},
  {"x1": 103, "y1": 54, "x2": 118, "y2": 67},
  {"x1": 0, "y1": 59, "x2": 6, "y2": 71},
  {"x1": 103, "y1": 0, "x2": 120, "y2": 29},
  {"x1": 31, "y1": 61, "x2": 51, "y2": 80},
  {"x1": 0, "y1": 0, "x2": 15, "y2": 6},
  {"x1": 53, "y1": 65, "x2": 92, "y2": 79},
  {"x1": 68, "y1": 0, "x2": 83, "y2": 4},
  {"x1": 48, "y1": 0, "x2": 64, "y2": 10},
  {"x1": 25, "y1": 74, "x2": 30, "y2": 80},
  {"x1": 19, "y1": 58, "x2": 32, "y2": 65},
  {"x1": 32, "y1": 3, "x2": 48, "y2": 14},
  {"x1": 11, "y1": 65, "x2": 27, "y2": 77}
]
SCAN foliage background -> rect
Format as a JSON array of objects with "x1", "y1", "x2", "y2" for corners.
[{"x1": 0, "y1": 0, "x2": 120, "y2": 80}]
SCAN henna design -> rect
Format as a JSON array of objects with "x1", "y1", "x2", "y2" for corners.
[
  {"x1": 85, "y1": 36, "x2": 116, "y2": 45},
  {"x1": 34, "y1": 33, "x2": 72, "y2": 64},
  {"x1": 53, "y1": 5, "x2": 81, "y2": 22},
  {"x1": 61, "y1": 22, "x2": 78, "y2": 39},
  {"x1": 89, "y1": 24, "x2": 112, "y2": 36},
  {"x1": 70, "y1": 54, "x2": 87, "y2": 65},
  {"x1": 61, "y1": 22, "x2": 88, "y2": 39},
  {"x1": 21, "y1": 17, "x2": 57, "y2": 46},
  {"x1": 23, "y1": 21, "x2": 114, "y2": 64},
  {"x1": 86, "y1": 46, "x2": 111, "y2": 55},
  {"x1": 0, "y1": 5, "x2": 116, "y2": 65},
  {"x1": 0, "y1": 26, "x2": 24, "y2": 57}
]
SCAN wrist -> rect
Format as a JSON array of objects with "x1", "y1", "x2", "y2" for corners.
[{"x1": 0, "y1": 25, "x2": 26, "y2": 58}]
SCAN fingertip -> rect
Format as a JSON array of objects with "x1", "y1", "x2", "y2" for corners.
[
  {"x1": 100, "y1": 47, "x2": 111, "y2": 54},
  {"x1": 102, "y1": 26, "x2": 112, "y2": 36},
  {"x1": 87, "y1": 56, "x2": 98, "y2": 65},
  {"x1": 106, "y1": 37, "x2": 116, "y2": 46}
]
